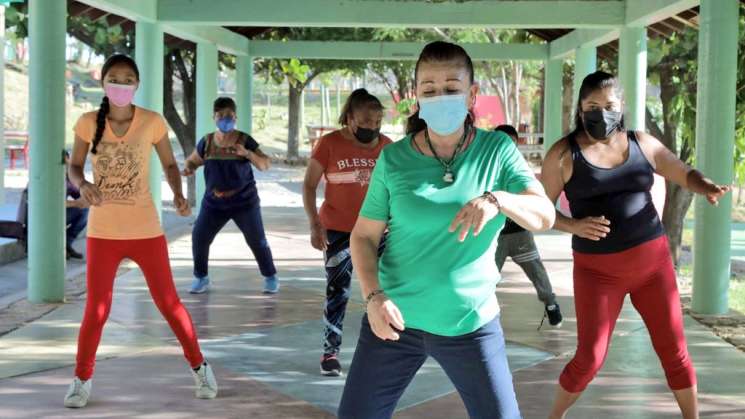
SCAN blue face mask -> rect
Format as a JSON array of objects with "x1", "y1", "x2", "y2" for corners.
[
  {"x1": 418, "y1": 94, "x2": 469, "y2": 136},
  {"x1": 216, "y1": 117, "x2": 236, "y2": 133}
]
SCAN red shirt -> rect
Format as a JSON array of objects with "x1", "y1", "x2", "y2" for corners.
[{"x1": 311, "y1": 130, "x2": 392, "y2": 232}]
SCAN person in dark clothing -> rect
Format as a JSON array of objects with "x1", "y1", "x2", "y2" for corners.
[
  {"x1": 64, "y1": 150, "x2": 89, "y2": 259},
  {"x1": 181, "y1": 97, "x2": 279, "y2": 295},
  {"x1": 494, "y1": 125, "x2": 562, "y2": 328}
]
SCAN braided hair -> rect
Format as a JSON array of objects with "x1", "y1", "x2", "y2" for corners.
[{"x1": 91, "y1": 54, "x2": 140, "y2": 154}]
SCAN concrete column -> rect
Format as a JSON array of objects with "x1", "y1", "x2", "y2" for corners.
[
  {"x1": 619, "y1": 26, "x2": 647, "y2": 131},
  {"x1": 195, "y1": 42, "x2": 218, "y2": 211},
  {"x1": 542, "y1": 58, "x2": 563, "y2": 151},
  {"x1": 27, "y1": 0, "x2": 66, "y2": 303},
  {"x1": 134, "y1": 21, "x2": 164, "y2": 219},
  {"x1": 572, "y1": 46, "x2": 596, "y2": 123},
  {"x1": 0, "y1": 5, "x2": 6, "y2": 205},
  {"x1": 692, "y1": 0, "x2": 739, "y2": 315},
  {"x1": 236, "y1": 54, "x2": 253, "y2": 134}
]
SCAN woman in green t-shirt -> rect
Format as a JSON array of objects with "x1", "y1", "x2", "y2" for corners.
[{"x1": 337, "y1": 41, "x2": 556, "y2": 419}]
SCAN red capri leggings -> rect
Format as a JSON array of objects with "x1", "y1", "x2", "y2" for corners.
[
  {"x1": 75, "y1": 236, "x2": 204, "y2": 380},
  {"x1": 559, "y1": 235, "x2": 696, "y2": 393}
]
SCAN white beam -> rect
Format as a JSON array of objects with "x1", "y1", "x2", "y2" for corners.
[
  {"x1": 164, "y1": 25, "x2": 249, "y2": 56},
  {"x1": 626, "y1": 0, "x2": 700, "y2": 27},
  {"x1": 549, "y1": 29, "x2": 620, "y2": 59},
  {"x1": 249, "y1": 41, "x2": 549, "y2": 61}
]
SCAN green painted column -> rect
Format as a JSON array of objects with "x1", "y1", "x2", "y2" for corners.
[
  {"x1": 134, "y1": 21, "x2": 164, "y2": 219},
  {"x1": 619, "y1": 26, "x2": 647, "y2": 131},
  {"x1": 0, "y1": 5, "x2": 5, "y2": 205},
  {"x1": 572, "y1": 46, "x2": 596, "y2": 121},
  {"x1": 195, "y1": 42, "x2": 218, "y2": 211},
  {"x1": 691, "y1": 0, "x2": 739, "y2": 315},
  {"x1": 236, "y1": 54, "x2": 253, "y2": 134},
  {"x1": 542, "y1": 58, "x2": 563, "y2": 151},
  {"x1": 27, "y1": 0, "x2": 66, "y2": 303}
]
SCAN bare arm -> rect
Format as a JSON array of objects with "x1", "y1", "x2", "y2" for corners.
[
  {"x1": 541, "y1": 139, "x2": 576, "y2": 234},
  {"x1": 540, "y1": 138, "x2": 610, "y2": 240},
  {"x1": 69, "y1": 135, "x2": 103, "y2": 205},
  {"x1": 182, "y1": 149, "x2": 204, "y2": 175},
  {"x1": 247, "y1": 147, "x2": 271, "y2": 171},
  {"x1": 303, "y1": 159, "x2": 328, "y2": 250},
  {"x1": 154, "y1": 134, "x2": 191, "y2": 216},
  {"x1": 303, "y1": 159, "x2": 324, "y2": 225},
  {"x1": 494, "y1": 185, "x2": 555, "y2": 232},
  {"x1": 351, "y1": 216, "x2": 405, "y2": 341},
  {"x1": 637, "y1": 131, "x2": 730, "y2": 204}
]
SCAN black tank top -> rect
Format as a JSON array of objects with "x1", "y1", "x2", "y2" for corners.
[{"x1": 564, "y1": 131, "x2": 665, "y2": 254}]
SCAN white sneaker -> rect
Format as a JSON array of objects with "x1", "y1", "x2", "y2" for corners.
[
  {"x1": 191, "y1": 362, "x2": 218, "y2": 399},
  {"x1": 63, "y1": 377, "x2": 92, "y2": 408}
]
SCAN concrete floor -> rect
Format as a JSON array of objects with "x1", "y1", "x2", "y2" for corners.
[{"x1": 1, "y1": 205, "x2": 744, "y2": 418}]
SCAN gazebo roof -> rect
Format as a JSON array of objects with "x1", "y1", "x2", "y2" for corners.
[{"x1": 63, "y1": 0, "x2": 713, "y2": 61}]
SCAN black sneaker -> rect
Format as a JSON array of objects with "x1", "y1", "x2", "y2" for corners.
[
  {"x1": 66, "y1": 246, "x2": 83, "y2": 260},
  {"x1": 320, "y1": 354, "x2": 342, "y2": 377},
  {"x1": 539, "y1": 304, "x2": 563, "y2": 330}
]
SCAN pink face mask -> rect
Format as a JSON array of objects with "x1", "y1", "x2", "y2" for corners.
[{"x1": 104, "y1": 82, "x2": 136, "y2": 107}]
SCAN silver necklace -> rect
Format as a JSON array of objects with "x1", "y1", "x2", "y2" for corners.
[{"x1": 424, "y1": 126, "x2": 469, "y2": 183}]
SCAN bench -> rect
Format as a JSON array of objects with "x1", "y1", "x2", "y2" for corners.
[
  {"x1": 4, "y1": 130, "x2": 29, "y2": 169},
  {"x1": 306, "y1": 125, "x2": 337, "y2": 150}
]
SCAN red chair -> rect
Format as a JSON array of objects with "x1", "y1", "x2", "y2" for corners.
[{"x1": 5, "y1": 131, "x2": 29, "y2": 169}]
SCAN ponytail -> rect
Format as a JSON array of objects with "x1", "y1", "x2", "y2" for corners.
[{"x1": 91, "y1": 96, "x2": 109, "y2": 155}]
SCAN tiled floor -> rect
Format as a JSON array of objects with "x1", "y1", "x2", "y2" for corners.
[{"x1": 0, "y1": 207, "x2": 744, "y2": 418}]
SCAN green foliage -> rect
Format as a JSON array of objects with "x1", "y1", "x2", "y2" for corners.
[
  {"x1": 647, "y1": 29, "x2": 698, "y2": 164},
  {"x1": 736, "y1": 6, "x2": 745, "y2": 187},
  {"x1": 254, "y1": 28, "x2": 371, "y2": 88}
]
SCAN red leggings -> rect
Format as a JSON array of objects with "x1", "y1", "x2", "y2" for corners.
[
  {"x1": 559, "y1": 235, "x2": 696, "y2": 393},
  {"x1": 75, "y1": 236, "x2": 204, "y2": 380}
]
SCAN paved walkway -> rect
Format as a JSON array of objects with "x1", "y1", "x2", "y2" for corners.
[{"x1": 0, "y1": 168, "x2": 744, "y2": 418}]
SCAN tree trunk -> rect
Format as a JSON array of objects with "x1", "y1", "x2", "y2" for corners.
[
  {"x1": 561, "y1": 67, "x2": 574, "y2": 134},
  {"x1": 287, "y1": 83, "x2": 303, "y2": 159},
  {"x1": 286, "y1": 72, "x2": 321, "y2": 160},
  {"x1": 164, "y1": 49, "x2": 198, "y2": 207},
  {"x1": 655, "y1": 61, "x2": 695, "y2": 266}
]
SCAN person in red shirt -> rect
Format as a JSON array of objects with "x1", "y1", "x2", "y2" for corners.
[{"x1": 303, "y1": 88, "x2": 392, "y2": 376}]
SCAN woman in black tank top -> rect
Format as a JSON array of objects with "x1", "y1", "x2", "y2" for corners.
[{"x1": 541, "y1": 72, "x2": 729, "y2": 419}]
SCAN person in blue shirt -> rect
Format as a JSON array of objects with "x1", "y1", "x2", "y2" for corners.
[{"x1": 181, "y1": 97, "x2": 279, "y2": 294}]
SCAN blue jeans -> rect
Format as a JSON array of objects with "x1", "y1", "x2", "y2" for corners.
[
  {"x1": 66, "y1": 207, "x2": 89, "y2": 247},
  {"x1": 192, "y1": 203, "x2": 277, "y2": 279},
  {"x1": 338, "y1": 314, "x2": 521, "y2": 419}
]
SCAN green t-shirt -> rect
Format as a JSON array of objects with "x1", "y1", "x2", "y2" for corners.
[{"x1": 360, "y1": 128, "x2": 538, "y2": 336}]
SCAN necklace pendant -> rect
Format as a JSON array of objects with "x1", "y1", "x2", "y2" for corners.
[{"x1": 443, "y1": 171, "x2": 454, "y2": 183}]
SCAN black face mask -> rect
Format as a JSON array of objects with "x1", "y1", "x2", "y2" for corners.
[
  {"x1": 354, "y1": 127, "x2": 380, "y2": 144},
  {"x1": 583, "y1": 109, "x2": 622, "y2": 140}
]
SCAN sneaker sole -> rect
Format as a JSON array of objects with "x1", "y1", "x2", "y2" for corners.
[
  {"x1": 262, "y1": 289, "x2": 279, "y2": 294},
  {"x1": 189, "y1": 286, "x2": 210, "y2": 294},
  {"x1": 550, "y1": 321, "x2": 563, "y2": 328},
  {"x1": 320, "y1": 367, "x2": 342, "y2": 377},
  {"x1": 64, "y1": 399, "x2": 88, "y2": 408}
]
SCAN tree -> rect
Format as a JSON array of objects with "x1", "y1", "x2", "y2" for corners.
[
  {"x1": 647, "y1": 29, "x2": 701, "y2": 265},
  {"x1": 254, "y1": 28, "x2": 370, "y2": 159}
]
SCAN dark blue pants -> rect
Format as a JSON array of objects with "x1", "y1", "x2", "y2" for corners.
[
  {"x1": 66, "y1": 207, "x2": 89, "y2": 247},
  {"x1": 192, "y1": 203, "x2": 277, "y2": 279},
  {"x1": 338, "y1": 314, "x2": 521, "y2": 419},
  {"x1": 322, "y1": 230, "x2": 384, "y2": 356}
]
